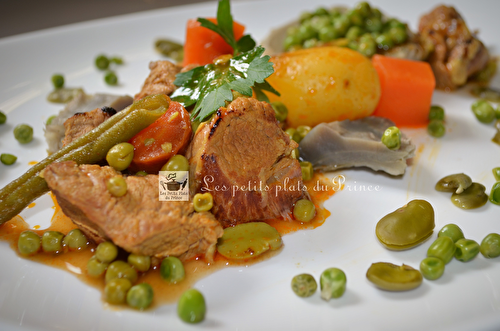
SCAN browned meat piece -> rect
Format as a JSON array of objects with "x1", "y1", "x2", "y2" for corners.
[
  {"x1": 61, "y1": 107, "x2": 116, "y2": 147},
  {"x1": 134, "y1": 60, "x2": 182, "y2": 100},
  {"x1": 186, "y1": 97, "x2": 309, "y2": 227},
  {"x1": 44, "y1": 161, "x2": 223, "y2": 261},
  {"x1": 418, "y1": 5, "x2": 489, "y2": 90}
]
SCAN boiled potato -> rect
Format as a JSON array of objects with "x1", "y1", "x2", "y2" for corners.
[{"x1": 266, "y1": 46, "x2": 381, "y2": 128}]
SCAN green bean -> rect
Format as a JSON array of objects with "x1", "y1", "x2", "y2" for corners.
[
  {"x1": 95, "y1": 54, "x2": 110, "y2": 70},
  {"x1": 471, "y1": 99, "x2": 495, "y2": 123},
  {"x1": 493, "y1": 167, "x2": 500, "y2": 181},
  {"x1": 271, "y1": 101, "x2": 288, "y2": 122},
  {"x1": 14, "y1": 124, "x2": 33, "y2": 144},
  {"x1": 454, "y1": 239, "x2": 480, "y2": 262},
  {"x1": 300, "y1": 161, "x2": 314, "y2": 181},
  {"x1": 128, "y1": 254, "x2": 151, "y2": 272},
  {"x1": 155, "y1": 39, "x2": 184, "y2": 63},
  {"x1": 104, "y1": 71, "x2": 118, "y2": 86},
  {"x1": 18, "y1": 231, "x2": 41, "y2": 256},
  {"x1": 107, "y1": 176, "x2": 127, "y2": 197},
  {"x1": 87, "y1": 255, "x2": 109, "y2": 277},
  {"x1": 480, "y1": 233, "x2": 500, "y2": 258},
  {"x1": 438, "y1": 224, "x2": 464, "y2": 243},
  {"x1": 0, "y1": 94, "x2": 169, "y2": 225},
  {"x1": 42, "y1": 231, "x2": 64, "y2": 253},
  {"x1": 104, "y1": 278, "x2": 132, "y2": 304},
  {"x1": 1, "y1": 154, "x2": 17, "y2": 166},
  {"x1": 0, "y1": 111, "x2": 6, "y2": 124},
  {"x1": 193, "y1": 193, "x2": 213, "y2": 212},
  {"x1": 320, "y1": 268, "x2": 346, "y2": 300},
  {"x1": 127, "y1": 283, "x2": 154, "y2": 310},
  {"x1": 427, "y1": 119, "x2": 445, "y2": 138},
  {"x1": 291, "y1": 273, "x2": 317, "y2": 297},
  {"x1": 106, "y1": 142, "x2": 134, "y2": 171},
  {"x1": 105, "y1": 261, "x2": 138, "y2": 284},
  {"x1": 160, "y1": 256, "x2": 185, "y2": 284},
  {"x1": 429, "y1": 105, "x2": 445, "y2": 121},
  {"x1": 489, "y1": 182, "x2": 500, "y2": 205},
  {"x1": 381, "y1": 126, "x2": 401, "y2": 150},
  {"x1": 95, "y1": 241, "x2": 118, "y2": 263},
  {"x1": 62, "y1": 228, "x2": 88, "y2": 250},
  {"x1": 47, "y1": 87, "x2": 84, "y2": 103},
  {"x1": 419, "y1": 257, "x2": 445, "y2": 280},
  {"x1": 177, "y1": 289, "x2": 206, "y2": 323},
  {"x1": 160, "y1": 154, "x2": 189, "y2": 172},
  {"x1": 427, "y1": 236, "x2": 456, "y2": 264},
  {"x1": 293, "y1": 199, "x2": 316, "y2": 222},
  {"x1": 51, "y1": 74, "x2": 64, "y2": 89}
]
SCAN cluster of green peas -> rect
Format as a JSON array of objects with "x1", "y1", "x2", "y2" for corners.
[
  {"x1": 284, "y1": 2, "x2": 408, "y2": 58},
  {"x1": 471, "y1": 99, "x2": 500, "y2": 124},
  {"x1": 420, "y1": 224, "x2": 500, "y2": 280},
  {"x1": 94, "y1": 54, "x2": 123, "y2": 86},
  {"x1": 291, "y1": 268, "x2": 347, "y2": 301},
  {"x1": 18, "y1": 228, "x2": 89, "y2": 256},
  {"x1": 0, "y1": 111, "x2": 34, "y2": 165}
]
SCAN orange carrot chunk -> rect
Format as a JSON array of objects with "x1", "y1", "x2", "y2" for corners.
[
  {"x1": 372, "y1": 54, "x2": 436, "y2": 127},
  {"x1": 129, "y1": 101, "x2": 191, "y2": 173},
  {"x1": 183, "y1": 17, "x2": 245, "y2": 67}
]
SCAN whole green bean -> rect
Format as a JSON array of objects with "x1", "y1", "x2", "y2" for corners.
[{"x1": 0, "y1": 94, "x2": 170, "y2": 224}]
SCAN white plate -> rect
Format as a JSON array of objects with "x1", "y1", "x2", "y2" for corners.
[{"x1": 1, "y1": 0, "x2": 500, "y2": 330}]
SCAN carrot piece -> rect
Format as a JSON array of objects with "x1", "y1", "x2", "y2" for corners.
[
  {"x1": 372, "y1": 54, "x2": 436, "y2": 127},
  {"x1": 182, "y1": 17, "x2": 245, "y2": 66},
  {"x1": 128, "y1": 101, "x2": 191, "y2": 173}
]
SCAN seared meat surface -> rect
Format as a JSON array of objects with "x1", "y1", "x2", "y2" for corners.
[
  {"x1": 418, "y1": 5, "x2": 489, "y2": 90},
  {"x1": 134, "y1": 61, "x2": 182, "y2": 100},
  {"x1": 61, "y1": 107, "x2": 116, "y2": 147},
  {"x1": 44, "y1": 161, "x2": 223, "y2": 261},
  {"x1": 186, "y1": 97, "x2": 309, "y2": 227}
]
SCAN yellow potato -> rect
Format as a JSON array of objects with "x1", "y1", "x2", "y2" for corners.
[{"x1": 266, "y1": 46, "x2": 381, "y2": 128}]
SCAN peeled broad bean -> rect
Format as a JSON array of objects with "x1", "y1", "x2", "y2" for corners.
[
  {"x1": 427, "y1": 236, "x2": 456, "y2": 264},
  {"x1": 454, "y1": 239, "x2": 480, "y2": 262},
  {"x1": 366, "y1": 262, "x2": 422, "y2": 291}
]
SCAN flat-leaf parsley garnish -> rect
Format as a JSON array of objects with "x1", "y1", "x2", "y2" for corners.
[{"x1": 171, "y1": 0, "x2": 279, "y2": 122}]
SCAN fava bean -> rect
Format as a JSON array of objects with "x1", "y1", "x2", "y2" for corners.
[
  {"x1": 366, "y1": 262, "x2": 422, "y2": 291},
  {"x1": 451, "y1": 182, "x2": 488, "y2": 209},
  {"x1": 454, "y1": 239, "x2": 480, "y2": 262},
  {"x1": 435, "y1": 173, "x2": 472, "y2": 194},
  {"x1": 438, "y1": 224, "x2": 464, "y2": 243},
  {"x1": 489, "y1": 182, "x2": 500, "y2": 205},
  {"x1": 480, "y1": 233, "x2": 500, "y2": 258},
  {"x1": 419, "y1": 257, "x2": 445, "y2": 280},
  {"x1": 427, "y1": 236, "x2": 456, "y2": 264}
]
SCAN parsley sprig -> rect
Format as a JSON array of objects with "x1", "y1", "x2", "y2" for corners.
[{"x1": 171, "y1": 0, "x2": 279, "y2": 122}]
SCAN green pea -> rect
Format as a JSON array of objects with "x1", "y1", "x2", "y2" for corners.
[
  {"x1": 41, "y1": 231, "x2": 64, "y2": 253},
  {"x1": 46, "y1": 87, "x2": 84, "y2": 103},
  {"x1": 127, "y1": 283, "x2": 154, "y2": 310},
  {"x1": 381, "y1": 126, "x2": 401, "y2": 150},
  {"x1": 386, "y1": 18, "x2": 406, "y2": 30},
  {"x1": 489, "y1": 182, "x2": 500, "y2": 205},
  {"x1": 1, "y1": 153, "x2": 17, "y2": 166},
  {"x1": 293, "y1": 199, "x2": 316, "y2": 222},
  {"x1": 284, "y1": 35, "x2": 302, "y2": 51},
  {"x1": 298, "y1": 23, "x2": 317, "y2": 41},
  {"x1": 110, "y1": 57, "x2": 124, "y2": 65},
  {"x1": 161, "y1": 154, "x2": 189, "y2": 172},
  {"x1": 320, "y1": 268, "x2": 346, "y2": 300},
  {"x1": 87, "y1": 255, "x2": 109, "y2": 277},
  {"x1": 291, "y1": 148, "x2": 300, "y2": 160},
  {"x1": 300, "y1": 161, "x2": 314, "y2": 181},
  {"x1": 303, "y1": 38, "x2": 318, "y2": 49},
  {"x1": 388, "y1": 27, "x2": 407, "y2": 44},
  {"x1": 107, "y1": 176, "x2": 128, "y2": 197},
  {"x1": 493, "y1": 167, "x2": 500, "y2": 181},
  {"x1": 347, "y1": 41, "x2": 359, "y2": 51},
  {"x1": 419, "y1": 257, "x2": 445, "y2": 280},
  {"x1": 291, "y1": 273, "x2": 317, "y2": 297},
  {"x1": 135, "y1": 170, "x2": 148, "y2": 176},
  {"x1": 333, "y1": 15, "x2": 351, "y2": 36},
  {"x1": 95, "y1": 54, "x2": 110, "y2": 70},
  {"x1": 310, "y1": 16, "x2": 330, "y2": 31},
  {"x1": 160, "y1": 256, "x2": 185, "y2": 283},
  {"x1": 429, "y1": 105, "x2": 445, "y2": 121},
  {"x1": 346, "y1": 10, "x2": 364, "y2": 27},
  {"x1": 365, "y1": 17, "x2": 382, "y2": 33},
  {"x1": 155, "y1": 39, "x2": 184, "y2": 62},
  {"x1": 376, "y1": 33, "x2": 393, "y2": 50},
  {"x1": 471, "y1": 99, "x2": 495, "y2": 123},
  {"x1": 62, "y1": 228, "x2": 88, "y2": 250},
  {"x1": 271, "y1": 101, "x2": 288, "y2": 122},
  {"x1": 104, "y1": 278, "x2": 132, "y2": 304},
  {"x1": 95, "y1": 241, "x2": 118, "y2": 263},
  {"x1": 296, "y1": 125, "x2": 311, "y2": 139},
  {"x1": 454, "y1": 239, "x2": 480, "y2": 262},
  {"x1": 356, "y1": 2, "x2": 371, "y2": 17},
  {"x1": 193, "y1": 193, "x2": 213, "y2": 212},
  {"x1": 13, "y1": 124, "x2": 34, "y2": 144},
  {"x1": 51, "y1": 74, "x2": 64, "y2": 89},
  {"x1": 438, "y1": 224, "x2": 464, "y2": 243},
  {"x1": 18, "y1": 231, "x2": 41, "y2": 256},
  {"x1": 285, "y1": 128, "x2": 302, "y2": 143},
  {"x1": 480, "y1": 233, "x2": 500, "y2": 258},
  {"x1": 313, "y1": 7, "x2": 329, "y2": 17},
  {"x1": 346, "y1": 26, "x2": 364, "y2": 40},
  {"x1": 46, "y1": 115, "x2": 56, "y2": 125},
  {"x1": 177, "y1": 289, "x2": 206, "y2": 323},
  {"x1": 427, "y1": 119, "x2": 445, "y2": 138},
  {"x1": 105, "y1": 260, "x2": 138, "y2": 284},
  {"x1": 299, "y1": 11, "x2": 313, "y2": 24},
  {"x1": 371, "y1": 8, "x2": 382, "y2": 20},
  {"x1": 128, "y1": 254, "x2": 151, "y2": 272},
  {"x1": 358, "y1": 37, "x2": 376, "y2": 57},
  {"x1": 106, "y1": 142, "x2": 134, "y2": 171},
  {"x1": 427, "y1": 236, "x2": 456, "y2": 264},
  {"x1": 318, "y1": 26, "x2": 339, "y2": 42},
  {"x1": 104, "y1": 71, "x2": 118, "y2": 86},
  {"x1": 0, "y1": 111, "x2": 6, "y2": 124}
]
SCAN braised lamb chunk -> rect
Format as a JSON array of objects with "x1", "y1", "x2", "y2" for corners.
[
  {"x1": 418, "y1": 5, "x2": 490, "y2": 90},
  {"x1": 134, "y1": 60, "x2": 182, "y2": 100},
  {"x1": 186, "y1": 97, "x2": 309, "y2": 227},
  {"x1": 44, "y1": 161, "x2": 223, "y2": 261},
  {"x1": 61, "y1": 107, "x2": 116, "y2": 147}
]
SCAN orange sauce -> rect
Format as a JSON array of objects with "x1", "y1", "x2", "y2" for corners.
[{"x1": 0, "y1": 173, "x2": 336, "y2": 308}]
